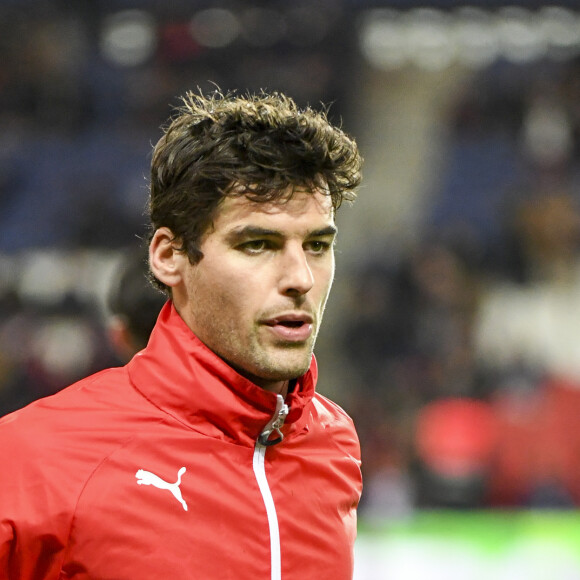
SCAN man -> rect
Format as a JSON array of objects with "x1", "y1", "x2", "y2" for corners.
[
  {"x1": 0, "y1": 90, "x2": 363, "y2": 579},
  {"x1": 106, "y1": 245, "x2": 167, "y2": 361}
]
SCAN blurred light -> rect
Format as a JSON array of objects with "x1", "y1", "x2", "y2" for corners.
[
  {"x1": 100, "y1": 10, "x2": 157, "y2": 67},
  {"x1": 496, "y1": 7, "x2": 546, "y2": 64},
  {"x1": 241, "y1": 8, "x2": 286, "y2": 47},
  {"x1": 358, "y1": 6, "x2": 580, "y2": 72},
  {"x1": 358, "y1": 9, "x2": 408, "y2": 70},
  {"x1": 522, "y1": 99, "x2": 573, "y2": 166},
  {"x1": 32, "y1": 319, "x2": 95, "y2": 380},
  {"x1": 190, "y1": 8, "x2": 240, "y2": 49},
  {"x1": 16, "y1": 250, "x2": 120, "y2": 312},
  {"x1": 404, "y1": 8, "x2": 455, "y2": 71},
  {"x1": 452, "y1": 7, "x2": 499, "y2": 69},
  {"x1": 539, "y1": 6, "x2": 580, "y2": 59},
  {"x1": 18, "y1": 251, "x2": 73, "y2": 306}
]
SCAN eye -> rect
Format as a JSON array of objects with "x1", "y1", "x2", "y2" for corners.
[
  {"x1": 239, "y1": 240, "x2": 269, "y2": 254},
  {"x1": 306, "y1": 240, "x2": 331, "y2": 254}
]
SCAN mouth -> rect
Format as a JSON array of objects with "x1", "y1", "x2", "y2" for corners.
[{"x1": 262, "y1": 314, "x2": 314, "y2": 342}]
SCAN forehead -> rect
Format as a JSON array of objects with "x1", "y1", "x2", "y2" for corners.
[{"x1": 211, "y1": 189, "x2": 335, "y2": 232}]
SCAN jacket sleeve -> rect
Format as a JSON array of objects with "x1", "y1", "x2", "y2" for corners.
[{"x1": 0, "y1": 410, "x2": 70, "y2": 579}]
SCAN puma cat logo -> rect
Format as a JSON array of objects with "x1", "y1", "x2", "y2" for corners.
[{"x1": 135, "y1": 466, "x2": 188, "y2": 511}]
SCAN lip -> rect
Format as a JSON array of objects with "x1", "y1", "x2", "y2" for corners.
[{"x1": 262, "y1": 313, "x2": 314, "y2": 342}]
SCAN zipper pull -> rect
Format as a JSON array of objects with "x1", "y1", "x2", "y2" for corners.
[{"x1": 258, "y1": 394, "x2": 289, "y2": 447}]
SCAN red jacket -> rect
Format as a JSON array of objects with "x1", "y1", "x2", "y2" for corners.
[{"x1": 0, "y1": 302, "x2": 362, "y2": 579}]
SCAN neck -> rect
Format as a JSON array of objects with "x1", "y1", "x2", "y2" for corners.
[
  {"x1": 259, "y1": 380, "x2": 289, "y2": 398},
  {"x1": 226, "y1": 360, "x2": 292, "y2": 398}
]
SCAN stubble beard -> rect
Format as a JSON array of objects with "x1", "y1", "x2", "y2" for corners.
[{"x1": 230, "y1": 324, "x2": 319, "y2": 385}]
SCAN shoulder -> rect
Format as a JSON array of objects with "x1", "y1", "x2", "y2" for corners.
[
  {"x1": 309, "y1": 393, "x2": 360, "y2": 455},
  {"x1": 311, "y1": 392, "x2": 356, "y2": 426},
  {"x1": 0, "y1": 365, "x2": 149, "y2": 498},
  {"x1": 0, "y1": 367, "x2": 125, "y2": 435},
  {"x1": 0, "y1": 366, "x2": 155, "y2": 544},
  {"x1": 0, "y1": 366, "x2": 148, "y2": 572}
]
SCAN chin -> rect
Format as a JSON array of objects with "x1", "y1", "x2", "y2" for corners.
[
  {"x1": 263, "y1": 362, "x2": 311, "y2": 382},
  {"x1": 239, "y1": 346, "x2": 313, "y2": 383}
]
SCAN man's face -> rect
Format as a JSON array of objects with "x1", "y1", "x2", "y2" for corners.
[{"x1": 171, "y1": 188, "x2": 336, "y2": 391}]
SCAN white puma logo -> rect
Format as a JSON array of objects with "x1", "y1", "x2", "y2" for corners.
[{"x1": 135, "y1": 466, "x2": 188, "y2": 511}]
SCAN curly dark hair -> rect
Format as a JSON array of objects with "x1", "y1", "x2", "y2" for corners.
[{"x1": 148, "y1": 89, "x2": 363, "y2": 292}]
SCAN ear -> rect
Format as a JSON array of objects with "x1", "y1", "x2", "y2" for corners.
[{"x1": 149, "y1": 227, "x2": 187, "y2": 289}]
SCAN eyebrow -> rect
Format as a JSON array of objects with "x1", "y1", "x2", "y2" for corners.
[
  {"x1": 225, "y1": 225, "x2": 337, "y2": 243},
  {"x1": 310, "y1": 226, "x2": 338, "y2": 237}
]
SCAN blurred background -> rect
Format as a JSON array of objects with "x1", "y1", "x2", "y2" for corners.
[{"x1": 2, "y1": 0, "x2": 580, "y2": 577}]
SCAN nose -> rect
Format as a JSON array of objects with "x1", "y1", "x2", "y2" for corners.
[{"x1": 279, "y1": 245, "x2": 314, "y2": 297}]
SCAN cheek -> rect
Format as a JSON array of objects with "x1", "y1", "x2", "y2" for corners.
[
  {"x1": 198, "y1": 272, "x2": 251, "y2": 322},
  {"x1": 314, "y1": 263, "x2": 335, "y2": 299}
]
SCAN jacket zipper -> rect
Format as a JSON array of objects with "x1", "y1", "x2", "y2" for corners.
[{"x1": 253, "y1": 394, "x2": 289, "y2": 580}]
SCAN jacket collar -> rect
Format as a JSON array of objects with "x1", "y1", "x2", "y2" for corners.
[{"x1": 127, "y1": 302, "x2": 317, "y2": 446}]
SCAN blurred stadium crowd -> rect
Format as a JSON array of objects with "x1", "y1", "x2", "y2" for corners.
[{"x1": 3, "y1": 0, "x2": 580, "y2": 519}]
